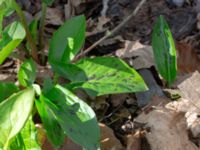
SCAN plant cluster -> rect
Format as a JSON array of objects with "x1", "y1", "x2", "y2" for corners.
[{"x1": 0, "y1": 0, "x2": 176, "y2": 149}]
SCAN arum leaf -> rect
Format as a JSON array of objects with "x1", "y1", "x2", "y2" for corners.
[
  {"x1": 55, "y1": 57, "x2": 148, "y2": 97},
  {"x1": 0, "y1": 87, "x2": 35, "y2": 149},
  {"x1": 9, "y1": 117, "x2": 41, "y2": 150},
  {"x1": 0, "y1": 21, "x2": 25, "y2": 64},
  {"x1": 44, "y1": 84, "x2": 100, "y2": 150},
  {"x1": 152, "y1": 15, "x2": 177, "y2": 85},
  {"x1": 0, "y1": 82, "x2": 19, "y2": 103},
  {"x1": 49, "y1": 15, "x2": 86, "y2": 63},
  {"x1": 18, "y1": 59, "x2": 37, "y2": 87},
  {"x1": 35, "y1": 94, "x2": 65, "y2": 148}
]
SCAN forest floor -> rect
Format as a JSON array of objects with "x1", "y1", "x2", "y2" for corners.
[{"x1": 2, "y1": 0, "x2": 200, "y2": 149}]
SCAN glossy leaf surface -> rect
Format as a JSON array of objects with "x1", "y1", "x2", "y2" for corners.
[
  {"x1": 18, "y1": 59, "x2": 37, "y2": 87},
  {"x1": 152, "y1": 15, "x2": 177, "y2": 85},
  {"x1": 49, "y1": 15, "x2": 85, "y2": 63},
  {"x1": 44, "y1": 84, "x2": 100, "y2": 150},
  {"x1": 0, "y1": 21, "x2": 25, "y2": 64},
  {"x1": 55, "y1": 57, "x2": 148, "y2": 97},
  {"x1": 9, "y1": 117, "x2": 41, "y2": 150},
  {"x1": 0, "y1": 87, "x2": 35, "y2": 149}
]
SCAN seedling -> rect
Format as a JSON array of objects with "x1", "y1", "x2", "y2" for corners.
[{"x1": 152, "y1": 15, "x2": 177, "y2": 86}]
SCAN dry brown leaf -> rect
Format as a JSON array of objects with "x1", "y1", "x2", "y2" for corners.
[
  {"x1": 86, "y1": 16, "x2": 110, "y2": 37},
  {"x1": 116, "y1": 41, "x2": 154, "y2": 69},
  {"x1": 176, "y1": 42, "x2": 200, "y2": 73},
  {"x1": 136, "y1": 104, "x2": 199, "y2": 150},
  {"x1": 110, "y1": 94, "x2": 127, "y2": 107},
  {"x1": 35, "y1": 7, "x2": 63, "y2": 27},
  {"x1": 126, "y1": 131, "x2": 141, "y2": 150},
  {"x1": 176, "y1": 71, "x2": 200, "y2": 137},
  {"x1": 100, "y1": 123, "x2": 124, "y2": 150}
]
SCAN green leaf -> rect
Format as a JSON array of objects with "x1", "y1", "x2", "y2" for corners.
[
  {"x1": 43, "y1": 77, "x2": 54, "y2": 95},
  {"x1": 0, "y1": 87, "x2": 35, "y2": 149},
  {"x1": 56, "y1": 57, "x2": 147, "y2": 97},
  {"x1": 18, "y1": 59, "x2": 37, "y2": 87},
  {"x1": 44, "y1": 84, "x2": 100, "y2": 150},
  {"x1": 9, "y1": 117, "x2": 41, "y2": 150},
  {"x1": 152, "y1": 15, "x2": 177, "y2": 85},
  {"x1": 35, "y1": 94, "x2": 65, "y2": 148},
  {"x1": 0, "y1": 82, "x2": 19, "y2": 103},
  {"x1": 0, "y1": 21, "x2": 26, "y2": 64},
  {"x1": 51, "y1": 61, "x2": 87, "y2": 81},
  {"x1": 49, "y1": 15, "x2": 86, "y2": 63},
  {"x1": 42, "y1": 0, "x2": 54, "y2": 5}
]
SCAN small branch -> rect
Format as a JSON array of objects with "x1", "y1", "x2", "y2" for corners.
[
  {"x1": 74, "y1": 0, "x2": 146, "y2": 61},
  {"x1": 13, "y1": 1, "x2": 39, "y2": 63}
]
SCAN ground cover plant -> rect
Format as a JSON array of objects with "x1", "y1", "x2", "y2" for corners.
[{"x1": 0, "y1": 0, "x2": 164, "y2": 149}]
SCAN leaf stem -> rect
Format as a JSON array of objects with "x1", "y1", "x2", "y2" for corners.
[
  {"x1": 39, "y1": 3, "x2": 47, "y2": 65},
  {"x1": 13, "y1": 1, "x2": 39, "y2": 63}
]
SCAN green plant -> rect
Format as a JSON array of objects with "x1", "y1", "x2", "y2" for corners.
[
  {"x1": 152, "y1": 15, "x2": 177, "y2": 86},
  {"x1": 0, "y1": 0, "x2": 148, "y2": 149}
]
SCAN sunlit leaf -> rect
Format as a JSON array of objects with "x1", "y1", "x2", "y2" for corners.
[
  {"x1": 49, "y1": 15, "x2": 86, "y2": 63},
  {"x1": 44, "y1": 84, "x2": 100, "y2": 149},
  {"x1": 0, "y1": 21, "x2": 25, "y2": 64},
  {"x1": 54, "y1": 57, "x2": 148, "y2": 97},
  {"x1": 18, "y1": 59, "x2": 37, "y2": 87},
  {"x1": 152, "y1": 15, "x2": 177, "y2": 85},
  {"x1": 0, "y1": 87, "x2": 35, "y2": 149},
  {"x1": 9, "y1": 117, "x2": 41, "y2": 150}
]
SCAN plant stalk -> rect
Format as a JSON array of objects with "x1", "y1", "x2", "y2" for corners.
[
  {"x1": 39, "y1": 3, "x2": 47, "y2": 64},
  {"x1": 13, "y1": 1, "x2": 39, "y2": 63}
]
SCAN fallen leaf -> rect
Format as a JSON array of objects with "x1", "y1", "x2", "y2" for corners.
[
  {"x1": 116, "y1": 41, "x2": 155, "y2": 69},
  {"x1": 176, "y1": 71, "x2": 200, "y2": 137},
  {"x1": 110, "y1": 94, "x2": 127, "y2": 107},
  {"x1": 176, "y1": 42, "x2": 200, "y2": 73},
  {"x1": 136, "y1": 103, "x2": 199, "y2": 150},
  {"x1": 46, "y1": 7, "x2": 64, "y2": 25},
  {"x1": 126, "y1": 131, "x2": 141, "y2": 150},
  {"x1": 100, "y1": 123, "x2": 124, "y2": 150}
]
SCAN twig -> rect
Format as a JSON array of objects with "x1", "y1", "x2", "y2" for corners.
[{"x1": 74, "y1": 0, "x2": 146, "y2": 61}]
